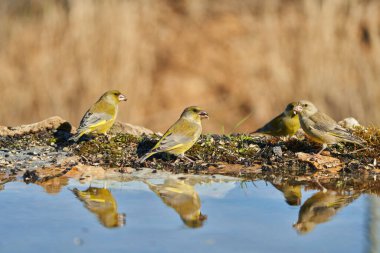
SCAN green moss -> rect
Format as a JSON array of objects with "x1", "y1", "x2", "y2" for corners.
[
  {"x1": 0, "y1": 131, "x2": 54, "y2": 149},
  {"x1": 354, "y1": 126, "x2": 380, "y2": 153},
  {"x1": 74, "y1": 133, "x2": 142, "y2": 167}
]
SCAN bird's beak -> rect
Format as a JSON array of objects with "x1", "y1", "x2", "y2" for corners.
[
  {"x1": 118, "y1": 94, "x2": 127, "y2": 102},
  {"x1": 294, "y1": 105, "x2": 303, "y2": 113},
  {"x1": 199, "y1": 111, "x2": 209, "y2": 119}
]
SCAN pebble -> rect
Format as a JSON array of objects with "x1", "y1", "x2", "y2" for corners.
[{"x1": 273, "y1": 146, "x2": 283, "y2": 157}]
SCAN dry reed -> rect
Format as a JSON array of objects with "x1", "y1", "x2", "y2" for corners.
[{"x1": 0, "y1": 0, "x2": 379, "y2": 133}]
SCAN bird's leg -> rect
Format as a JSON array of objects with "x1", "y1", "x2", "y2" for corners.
[
  {"x1": 173, "y1": 154, "x2": 182, "y2": 164},
  {"x1": 178, "y1": 154, "x2": 195, "y2": 163},
  {"x1": 184, "y1": 156, "x2": 195, "y2": 163},
  {"x1": 317, "y1": 143, "x2": 327, "y2": 155},
  {"x1": 185, "y1": 154, "x2": 198, "y2": 161},
  {"x1": 314, "y1": 178, "x2": 327, "y2": 193}
]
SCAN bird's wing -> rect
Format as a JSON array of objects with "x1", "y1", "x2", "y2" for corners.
[
  {"x1": 152, "y1": 119, "x2": 200, "y2": 153},
  {"x1": 255, "y1": 113, "x2": 285, "y2": 135},
  {"x1": 308, "y1": 112, "x2": 338, "y2": 132},
  {"x1": 77, "y1": 110, "x2": 113, "y2": 132},
  {"x1": 309, "y1": 112, "x2": 365, "y2": 144}
]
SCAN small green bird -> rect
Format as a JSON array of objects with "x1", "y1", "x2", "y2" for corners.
[
  {"x1": 144, "y1": 179, "x2": 207, "y2": 228},
  {"x1": 294, "y1": 100, "x2": 366, "y2": 154},
  {"x1": 70, "y1": 90, "x2": 127, "y2": 142},
  {"x1": 252, "y1": 102, "x2": 300, "y2": 137},
  {"x1": 138, "y1": 106, "x2": 208, "y2": 163}
]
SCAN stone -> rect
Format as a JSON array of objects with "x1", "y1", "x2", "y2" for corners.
[
  {"x1": 0, "y1": 116, "x2": 71, "y2": 136},
  {"x1": 338, "y1": 117, "x2": 361, "y2": 129},
  {"x1": 109, "y1": 121, "x2": 154, "y2": 136},
  {"x1": 296, "y1": 152, "x2": 343, "y2": 172}
]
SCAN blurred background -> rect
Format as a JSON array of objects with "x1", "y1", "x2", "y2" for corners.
[{"x1": 0, "y1": 0, "x2": 379, "y2": 133}]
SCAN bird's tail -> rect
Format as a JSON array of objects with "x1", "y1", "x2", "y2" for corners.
[
  {"x1": 250, "y1": 129, "x2": 267, "y2": 136},
  {"x1": 345, "y1": 133, "x2": 367, "y2": 147},
  {"x1": 339, "y1": 132, "x2": 367, "y2": 147},
  {"x1": 137, "y1": 151, "x2": 156, "y2": 163}
]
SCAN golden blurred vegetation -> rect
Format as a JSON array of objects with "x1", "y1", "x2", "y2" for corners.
[{"x1": 0, "y1": 0, "x2": 379, "y2": 133}]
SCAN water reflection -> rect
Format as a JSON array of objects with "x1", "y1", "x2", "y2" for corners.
[
  {"x1": 145, "y1": 179, "x2": 207, "y2": 228},
  {"x1": 1, "y1": 173, "x2": 380, "y2": 253},
  {"x1": 293, "y1": 190, "x2": 359, "y2": 234},
  {"x1": 36, "y1": 177, "x2": 69, "y2": 195},
  {"x1": 72, "y1": 186, "x2": 126, "y2": 228},
  {"x1": 271, "y1": 182, "x2": 302, "y2": 206}
]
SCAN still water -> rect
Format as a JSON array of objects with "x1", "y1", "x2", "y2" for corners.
[{"x1": 0, "y1": 176, "x2": 379, "y2": 253}]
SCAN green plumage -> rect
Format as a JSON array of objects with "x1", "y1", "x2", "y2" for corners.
[
  {"x1": 70, "y1": 90, "x2": 127, "y2": 142},
  {"x1": 253, "y1": 102, "x2": 300, "y2": 137},
  {"x1": 72, "y1": 187, "x2": 125, "y2": 228},
  {"x1": 138, "y1": 106, "x2": 208, "y2": 162}
]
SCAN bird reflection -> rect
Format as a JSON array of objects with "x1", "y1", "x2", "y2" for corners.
[
  {"x1": 72, "y1": 187, "x2": 126, "y2": 228},
  {"x1": 271, "y1": 183, "x2": 302, "y2": 206},
  {"x1": 145, "y1": 179, "x2": 207, "y2": 228},
  {"x1": 37, "y1": 177, "x2": 69, "y2": 195},
  {"x1": 293, "y1": 190, "x2": 359, "y2": 234}
]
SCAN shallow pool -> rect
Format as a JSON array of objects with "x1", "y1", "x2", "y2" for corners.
[{"x1": 0, "y1": 177, "x2": 379, "y2": 253}]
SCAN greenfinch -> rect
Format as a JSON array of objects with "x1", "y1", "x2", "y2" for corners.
[
  {"x1": 144, "y1": 179, "x2": 207, "y2": 228},
  {"x1": 294, "y1": 100, "x2": 366, "y2": 154},
  {"x1": 138, "y1": 106, "x2": 208, "y2": 163},
  {"x1": 293, "y1": 190, "x2": 359, "y2": 234},
  {"x1": 72, "y1": 187, "x2": 126, "y2": 228},
  {"x1": 70, "y1": 90, "x2": 127, "y2": 142},
  {"x1": 252, "y1": 102, "x2": 300, "y2": 137}
]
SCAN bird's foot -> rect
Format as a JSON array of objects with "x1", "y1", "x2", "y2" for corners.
[{"x1": 178, "y1": 154, "x2": 195, "y2": 163}]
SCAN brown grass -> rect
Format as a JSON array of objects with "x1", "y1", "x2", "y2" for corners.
[{"x1": 1, "y1": 0, "x2": 380, "y2": 133}]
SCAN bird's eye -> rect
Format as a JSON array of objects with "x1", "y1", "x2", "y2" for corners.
[{"x1": 304, "y1": 104, "x2": 308, "y2": 107}]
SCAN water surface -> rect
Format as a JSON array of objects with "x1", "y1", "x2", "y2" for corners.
[{"x1": 0, "y1": 177, "x2": 379, "y2": 253}]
